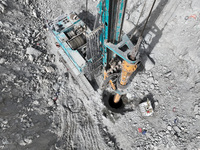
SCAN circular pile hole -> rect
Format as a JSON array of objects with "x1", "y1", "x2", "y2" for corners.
[{"x1": 108, "y1": 95, "x2": 123, "y2": 109}]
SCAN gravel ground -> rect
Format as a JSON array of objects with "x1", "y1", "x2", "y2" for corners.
[{"x1": 0, "y1": 0, "x2": 200, "y2": 149}]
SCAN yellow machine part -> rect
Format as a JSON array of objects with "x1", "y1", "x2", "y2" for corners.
[
  {"x1": 104, "y1": 70, "x2": 116, "y2": 90},
  {"x1": 114, "y1": 93, "x2": 121, "y2": 103},
  {"x1": 120, "y1": 60, "x2": 137, "y2": 86},
  {"x1": 114, "y1": 60, "x2": 137, "y2": 103}
]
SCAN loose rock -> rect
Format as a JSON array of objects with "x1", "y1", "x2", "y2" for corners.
[
  {"x1": 0, "y1": 58, "x2": 6, "y2": 64},
  {"x1": 32, "y1": 9, "x2": 38, "y2": 18},
  {"x1": 167, "y1": 125, "x2": 172, "y2": 131},
  {"x1": 26, "y1": 47, "x2": 42, "y2": 58},
  {"x1": 0, "y1": 3, "x2": 5, "y2": 13},
  {"x1": 173, "y1": 126, "x2": 181, "y2": 133},
  {"x1": 44, "y1": 66, "x2": 55, "y2": 73}
]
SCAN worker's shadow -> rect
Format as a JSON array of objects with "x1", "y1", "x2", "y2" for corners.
[
  {"x1": 78, "y1": 10, "x2": 96, "y2": 31},
  {"x1": 127, "y1": 0, "x2": 170, "y2": 71}
]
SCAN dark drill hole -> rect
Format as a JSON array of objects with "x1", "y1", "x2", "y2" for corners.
[
  {"x1": 102, "y1": 91, "x2": 125, "y2": 113},
  {"x1": 108, "y1": 95, "x2": 123, "y2": 109}
]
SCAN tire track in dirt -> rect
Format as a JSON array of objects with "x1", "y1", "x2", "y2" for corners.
[{"x1": 54, "y1": 84, "x2": 101, "y2": 149}]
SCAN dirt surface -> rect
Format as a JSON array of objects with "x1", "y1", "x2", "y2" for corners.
[{"x1": 0, "y1": 0, "x2": 200, "y2": 149}]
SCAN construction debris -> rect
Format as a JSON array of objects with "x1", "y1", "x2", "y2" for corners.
[{"x1": 139, "y1": 98, "x2": 154, "y2": 116}]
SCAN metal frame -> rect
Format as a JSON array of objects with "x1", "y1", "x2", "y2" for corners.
[
  {"x1": 97, "y1": 0, "x2": 135, "y2": 67},
  {"x1": 104, "y1": 34, "x2": 136, "y2": 64},
  {"x1": 48, "y1": 13, "x2": 91, "y2": 72},
  {"x1": 97, "y1": 0, "x2": 110, "y2": 66}
]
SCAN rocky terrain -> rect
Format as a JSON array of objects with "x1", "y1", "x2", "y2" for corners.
[{"x1": 0, "y1": 0, "x2": 200, "y2": 149}]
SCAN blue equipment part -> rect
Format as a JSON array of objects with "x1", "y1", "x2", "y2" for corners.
[
  {"x1": 48, "y1": 13, "x2": 92, "y2": 72},
  {"x1": 52, "y1": 33, "x2": 84, "y2": 72},
  {"x1": 97, "y1": 0, "x2": 110, "y2": 66},
  {"x1": 97, "y1": 0, "x2": 135, "y2": 67}
]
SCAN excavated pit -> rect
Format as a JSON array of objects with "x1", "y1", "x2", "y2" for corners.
[
  {"x1": 108, "y1": 95, "x2": 123, "y2": 109},
  {"x1": 102, "y1": 91, "x2": 124, "y2": 113}
]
